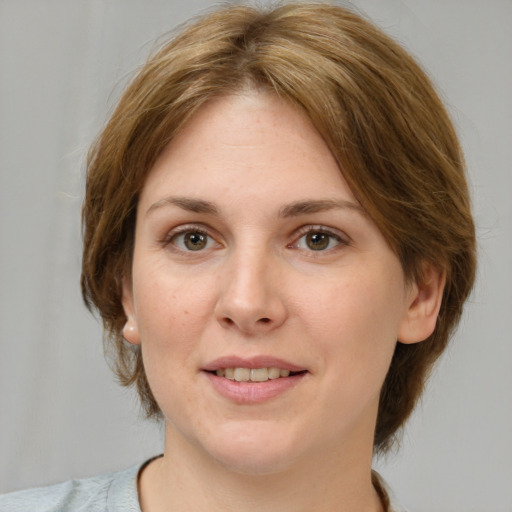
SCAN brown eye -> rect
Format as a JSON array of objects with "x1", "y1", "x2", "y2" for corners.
[
  {"x1": 183, "y1": 232, "x2": 207, "y2": 250},
  {"x1": 305, "y1": 232, "x2": 330, "y2": 251},
  {"x1": 292, "y1": 229, "x2": 344, "y2": 253},
  {"x1": 171, "y1": 230, "x2": 213, "y2": 251}
]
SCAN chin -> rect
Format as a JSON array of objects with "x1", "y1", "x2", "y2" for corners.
[{"x1": 202, "y1": 420, "x2": 304, "y2": 475}]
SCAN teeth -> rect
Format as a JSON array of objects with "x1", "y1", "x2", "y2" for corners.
[
  {"x1": 268, "y1": 367, "x2": 281, "y2": 379},
  {"x1": 250, "y1": 368, "x2": 269, "y2": 382},
  {"x1": 234, "y1": 368, "x2": 250, "y2": 382},
  {"x1": 214, "y1": 367, "x2": 299, "y2": 382}
]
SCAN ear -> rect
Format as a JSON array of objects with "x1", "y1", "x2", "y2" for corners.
[
  {"x1": 121, "y1": 277, "x2": 141, "y2": 345},
  {"x1": 398, "y1": 262, "x2": 446, "y2": 344}
]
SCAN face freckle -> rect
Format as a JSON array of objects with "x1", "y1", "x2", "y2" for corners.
[{"x1": 122, "y1": 91, "x2": 417, "y2": 475}]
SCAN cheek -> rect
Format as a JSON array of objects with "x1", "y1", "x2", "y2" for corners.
[
  {"x1": 133, "y1": 271, "x2": 217, "y2": 415},
  {"x1": 299, "y1": 273, "x2": 404, "y2": 376},
  {"x1": 133, "y1": 266, "x2": 216, "y2": 358}
]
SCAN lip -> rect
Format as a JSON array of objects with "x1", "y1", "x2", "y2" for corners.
[
  {"x1": 201, "y1": 355, "x2": 308, "y2": 405},
  {"x1": 203, "y1": 371, "x2": 307, "y2": 404},
  {"x1": 202, "y1": 355, "x2": 305, "y2": 372}
]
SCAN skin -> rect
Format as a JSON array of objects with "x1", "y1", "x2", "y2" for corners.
[{"x1": 122, "y1": 91, "x2": 444, "y2": 512}]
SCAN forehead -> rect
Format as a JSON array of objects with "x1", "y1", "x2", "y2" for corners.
[{"x1": 138, "y1": 91, "x2": 356, "y2": 213}]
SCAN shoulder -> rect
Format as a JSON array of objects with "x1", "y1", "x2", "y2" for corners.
[{"x1": 0, "y1": 465, "x2": 141, "y2": 512}]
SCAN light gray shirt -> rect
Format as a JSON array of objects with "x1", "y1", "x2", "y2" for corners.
[{"x1": 0, "y1": 461, "x2": 409, "y2": 511}]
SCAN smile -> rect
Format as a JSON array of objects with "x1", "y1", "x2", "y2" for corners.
[
  {"x1": 213, "y1": 367, "x2": 302, "y2": 382},
  {"x1": 204, "y1": 367, "x2": 308, "y2": 404},
  {"x1": 202, "y1": 356, "x2": 308, "y2": 402}
]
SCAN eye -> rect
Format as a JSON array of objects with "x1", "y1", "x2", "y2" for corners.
[
  {"x1": 292, "y1": 228, "x2": 346, "y2": 252},
  {"x1": 169, "y1": 229, "x2": 216, "y2": 252}
]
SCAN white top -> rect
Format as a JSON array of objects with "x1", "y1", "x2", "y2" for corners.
[{"x1": 0, "y1": 460, "x2": 409, "y2": 512}]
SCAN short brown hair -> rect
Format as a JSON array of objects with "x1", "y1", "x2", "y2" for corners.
[{"x1": 81, "y1": 2, "x2": 476, "y2": 452}]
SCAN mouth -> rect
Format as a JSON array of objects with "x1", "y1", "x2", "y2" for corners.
[
  {"x1": 206, "y1": 367, "x2": 308, "y2": 382},
  {"x1": 202, "y1": 357, "x2": 308, "y2": 403}
]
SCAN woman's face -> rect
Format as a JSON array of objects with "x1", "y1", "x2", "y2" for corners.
[{"x1": 123, "y1": 92, "x2": 421, "y2": 474}]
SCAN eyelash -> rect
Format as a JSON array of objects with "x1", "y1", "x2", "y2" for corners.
[
  {"x1": 289, "y1": 225, "x2": 349, "y2": 254},
  {"x1": 163, "y1": 225, "x2": 218, "y2": 253},
  {"x1": 162, "y1": 224, "x2": 349, "y2": 255}
]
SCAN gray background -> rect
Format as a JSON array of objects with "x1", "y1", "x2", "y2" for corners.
[{"x1": 0, "y1": 1, "x2": 510, "y2": 510}]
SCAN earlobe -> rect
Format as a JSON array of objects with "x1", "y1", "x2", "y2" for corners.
[
  {"x1": 121, "y1": 278, "x2": 141, "y2": 345},
  {"x1": 122, "y1": 320, "x2": 140, "y2": 345},
  {"x1": 398, "y1": 263, "x2": 446, "y2": 344}
]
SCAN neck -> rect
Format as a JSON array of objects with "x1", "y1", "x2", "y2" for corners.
[{"x1": 138, "y1": 426, "x2": 384, "y2": 512}]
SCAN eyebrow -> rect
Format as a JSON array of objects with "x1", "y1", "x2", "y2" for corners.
[
  {"x1": 278, "y1": 199, "x2": 365, "y2": 218},
  {"x1": 146, "y1": 197, "x2": 220, "y2": 216},
  {"x1": 146, "y1": 196, "x2": 364, "y2": 218}
]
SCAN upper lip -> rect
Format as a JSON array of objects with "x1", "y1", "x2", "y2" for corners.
[{"x1": 202, "y1": 356, "x2": 306, "y2": 372}]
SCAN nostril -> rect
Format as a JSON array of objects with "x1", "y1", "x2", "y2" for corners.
[{"x1": 218, "y1": 315, "x2": 277, "y2": 331}]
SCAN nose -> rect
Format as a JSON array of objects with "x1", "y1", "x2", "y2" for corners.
[{"x1": 214, "y1": 247, "x2": 288, "y2": 335}]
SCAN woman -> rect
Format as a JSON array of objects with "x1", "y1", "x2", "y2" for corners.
[{"x1": 1, "y1": 2, "x2": 476, "y2": 511}]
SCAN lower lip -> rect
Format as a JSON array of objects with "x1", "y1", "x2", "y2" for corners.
[{"x1": 203, "y1": 372, "x2": 306, "y2": 404}]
